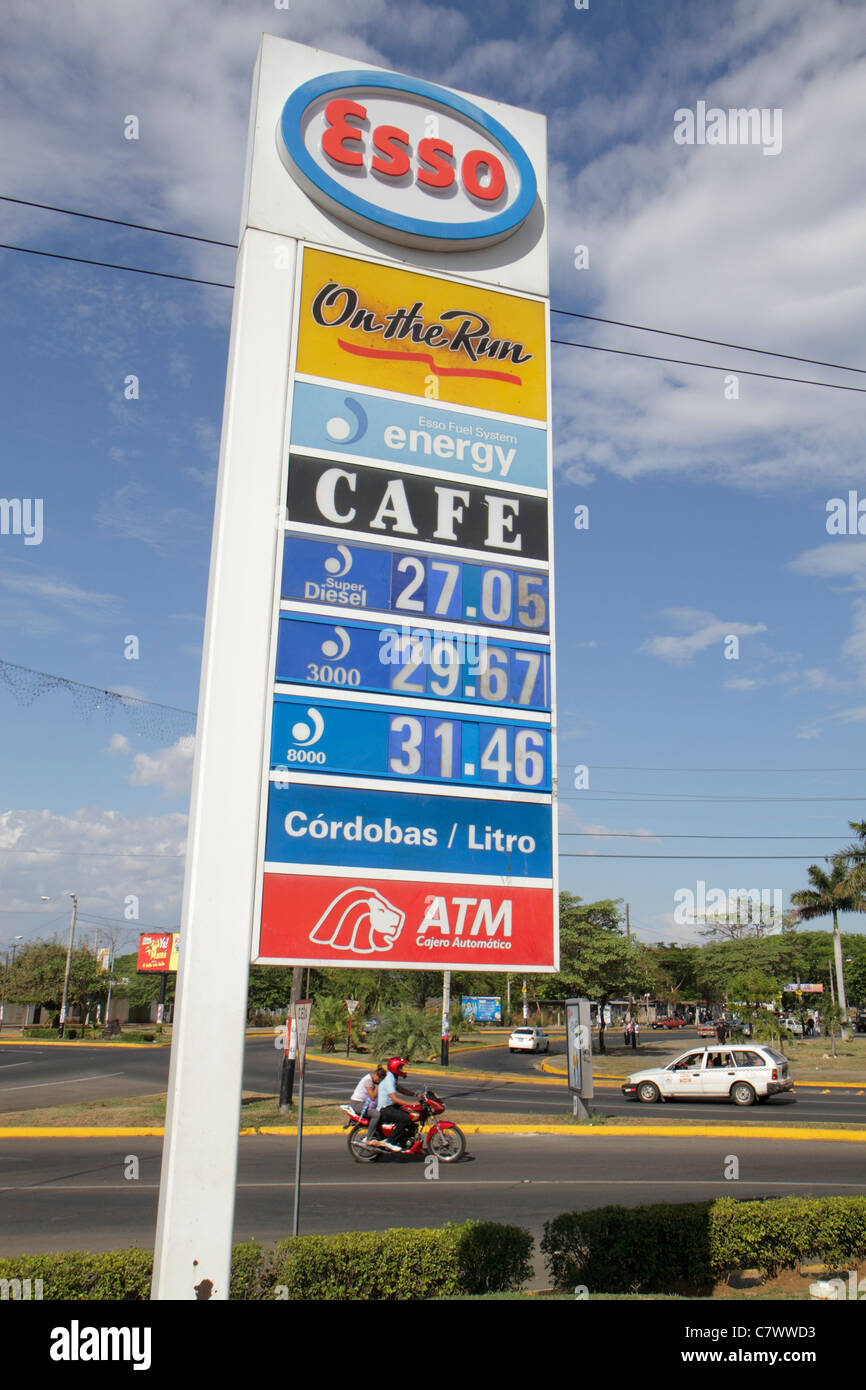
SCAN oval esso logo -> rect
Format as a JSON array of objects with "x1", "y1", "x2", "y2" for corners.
[{"x1": 277, "y1": 70, "x2": 538, "y2": 252}]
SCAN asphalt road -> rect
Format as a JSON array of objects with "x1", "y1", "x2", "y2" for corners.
[
  {"x1": 1, "y1": 1133, "x2": 865, "y2": 1257},
  {"x1": 2, "y1": 1036, "x2": 865, "y2": 1126}
]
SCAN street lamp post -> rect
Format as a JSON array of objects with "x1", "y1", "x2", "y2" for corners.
[{"x1": 58, "y1": 895, "x2": 78, "y2": 1039}]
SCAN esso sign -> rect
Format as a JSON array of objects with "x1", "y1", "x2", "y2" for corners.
[{"x1": 278, "y1": 70, "x2": 537, "y2": 252}]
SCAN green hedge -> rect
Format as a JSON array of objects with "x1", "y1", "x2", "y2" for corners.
[
  {"x1": 0, "y1": 1221, "x2": 532, "y2": 1300},
  {"x1": 542, "y1": 1195, "x2": 866, "y2": 1294}
]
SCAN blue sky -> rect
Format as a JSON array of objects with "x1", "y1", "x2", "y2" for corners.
[{"x1": 1, "y1": 0, "x2": 865, "y2": 956}]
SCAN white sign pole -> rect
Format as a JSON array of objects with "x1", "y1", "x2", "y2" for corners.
[
  {"x1": 151, "y1": 228, "x2": 298, "y2": 1300},
  {"x1": 292, "y1": 1000, "x2": 312, "y2": 1236}
]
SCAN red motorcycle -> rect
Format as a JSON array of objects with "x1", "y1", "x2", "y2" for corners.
[{"x1": 343, "y1": 1086, "x2": 466, "y2": 1163}]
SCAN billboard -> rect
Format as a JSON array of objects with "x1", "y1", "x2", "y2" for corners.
[
  {"x1": 136, "y1": 933, "x2": 179, "y2": 973},
  {"x1": 461, "y1": 995, "x2": 502, "y2": 1024}
]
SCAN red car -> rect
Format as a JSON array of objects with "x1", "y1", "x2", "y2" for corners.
[{"x1": 650, "y1": 1016, "x2": 688, "y2": 1029}]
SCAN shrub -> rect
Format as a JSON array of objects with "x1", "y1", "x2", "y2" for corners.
[
  {"x1": 454, "y1": 1220, "x2": 533, "y2": 1294},
  {"x1": 0, "y1": 1249, "x2": 153, "y2": 1300},
  {"x1": 542, "y1": 1195, "x2": 866, "y2": 1293},
  {"x1": 0, "y1": 1221, "x2": 534, "y2": 1300},
  {"x1": 374, "y1": 1006, "x2": 440, "y2": 1061},
  {"x1": 542, "y1": 1202, "x2": 713, "y2": 1295}
]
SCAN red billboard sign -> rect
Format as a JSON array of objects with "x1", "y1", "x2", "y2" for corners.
[
  {"x1": 137, "y1": 933, "x2": 179, "y2": 973},
  {"x1": 260, "y1": 871, "x2": 554, "y2": 969}
]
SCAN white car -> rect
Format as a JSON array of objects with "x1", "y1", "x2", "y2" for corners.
[
  {"x1": 509, "y1": 1026, "x2": 549, "y2": 1053},
  {"x1": 621, "y1": 1044, "x2": 794, "y2": 1107}
]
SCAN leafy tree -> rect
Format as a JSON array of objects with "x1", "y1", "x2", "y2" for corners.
[
  {"x1": 533, "y1": 895, "x2": 647, "y2": 1053},
  {"x1": 6, "y1": 941, "x2": 110, "y2": 1024},
  {"x1": 112, "y1": 953, "x2": 175, "y2": 1013},
  {"x1": 791, "y1": 854, "x2": 866, "y2": 1026},
  {"x1": 645, "y1": 943, "x2": 700, "y2": 1007}
]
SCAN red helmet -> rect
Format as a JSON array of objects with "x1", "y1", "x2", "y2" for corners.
[{"x1": 387, "y1": 1056, "x2": 408, "y2": 1076}]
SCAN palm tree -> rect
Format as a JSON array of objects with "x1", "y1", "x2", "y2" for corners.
[{"x1": 790, "y1": 854, "x2": 866, "y2": 1036}]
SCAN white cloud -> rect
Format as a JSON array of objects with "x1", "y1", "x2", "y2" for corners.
[
  {"x1": 94, "y1": 482, "x2": 207, "y2": 554},
  {"x1": 0, "y1": 805, "x2": 187, "y2": 940},
  {"x1": 126, "y1": 735, "x2": 196, "y2": 798},
  {"x1": 641, "y1": 608, "x2": 767, "y2": 663},
  {"x1": 788, "y1": 541, "x2": 866, "y2": 591}
]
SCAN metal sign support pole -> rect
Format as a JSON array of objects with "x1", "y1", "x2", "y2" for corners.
[{"x1": 292, "y1": 1062, "x2": 306, "y2": 1237}]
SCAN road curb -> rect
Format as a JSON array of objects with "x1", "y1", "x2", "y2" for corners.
[
  {"x1": 0, "y1": 1039, "x2": 167, "y2": 1049},
  {"x1": 3, "y1": 1123, "x2": 866, "y2": 1142}
]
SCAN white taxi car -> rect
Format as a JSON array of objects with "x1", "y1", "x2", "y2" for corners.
[
  {"x1": 621, "y1": 1044, "x2": 793, "y2": 1107},
  {"x1": 509, "y1": 1026, "x2": 550, "y2": 1053}
]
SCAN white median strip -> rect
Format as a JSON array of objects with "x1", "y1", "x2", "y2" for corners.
[{"x1": 0, "y1": 1071, "x2": 125, "y2": 1093}]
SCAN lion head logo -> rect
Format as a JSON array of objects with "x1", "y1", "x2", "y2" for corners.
[{"x1": 309, "y1": 887, "x2": 405, "y2": 955}]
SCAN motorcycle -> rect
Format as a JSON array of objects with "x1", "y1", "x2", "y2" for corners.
[{"x1": 342, "y1": 1086, "x2": 466, "y2": 1163}]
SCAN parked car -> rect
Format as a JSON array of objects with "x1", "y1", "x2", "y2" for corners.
[
  {"x1": 509, "y1": 1026, "x2": 549, "y2": 1053},
  {"x1": 855, "y1": 1011, "x2": 866, "y2": 1035},
  {"x1": 781, "y1": 1016, "x2": 804, "y2": 1037},
  {"x1": 621, "y1": 1044, "x2": 794, "y2": 1107},
  {"x1": 650, "y1": 1016, "x2": 688, "y2": 1029}
]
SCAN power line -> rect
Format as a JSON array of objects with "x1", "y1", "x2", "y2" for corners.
[
  {"x1": 559, "y1": 791, "x2": 866, "y2": 802},
  {"x1": 558, "y1": 831, "x2": 844, "y2": 840},
  {"x1": 0, "y1": 194, "x2": 236, "y2": 249},
  {"x1": 0, "y1": 212, "x2": 863, "y2": 395},
  {"x1": 0, "y1": 242, "x2": 233, "y2": 289},
  {"x1": 550, "y1": 335, "x2": 866, "y2": 395},
  {"x1": 7, "y1": 194, "x2": 865, "y2": 382},
  {"x1": 560, "y1": 852, "x2": 821, "y2": 859},
  {"x1": 0, "y1": 846, "x2": 184, "y2": 860},
  {"x1": 567, "y1": 764, "x2": 866, "y2": 774},
  {"x1": 551, "y1": 306, "x2": 866, "y2": 377}
]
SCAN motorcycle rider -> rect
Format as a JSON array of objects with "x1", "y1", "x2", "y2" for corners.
[
  {"x1": 350, "y1": 1064, "x2": 385, "y2": 1142},
  {"x1": 373, "y1": 1056, "x2": 421, "y2": 1152}
]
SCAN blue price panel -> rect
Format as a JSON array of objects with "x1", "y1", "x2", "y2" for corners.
[
  {"x1": 270, "y1": 694, "x2": 551, "y2": 792},
  {"x1": 281, "y1": 534, "x2": 549, "y2": 633},
  {"x1": 275, "y1": 614, "x2": 550, "y2": 711},
  {"x1": 264, "y1": 780, "x2": 553, "y2": 878}
]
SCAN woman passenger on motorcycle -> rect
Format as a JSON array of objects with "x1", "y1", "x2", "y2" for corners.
[{"x1": 374, "y1": 1057, "x2": 421, "y2": 1152}]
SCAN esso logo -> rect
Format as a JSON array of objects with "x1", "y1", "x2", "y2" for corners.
[{"x1": 278, "y1": 70, "x2": 537, "y2": 252}]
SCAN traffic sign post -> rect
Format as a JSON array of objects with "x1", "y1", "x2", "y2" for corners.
[
  {"x1": 345, "y1": 998, "x2": 359, "y2": 1056},
  {"x1": 566, "y1": 998, "x2": 594, "y2": 1121},
  {"x1": 153, "y1": 35, "x2": 554, "y2": 1299},
  {"x1": 291, "y1": 1000, "x2": 312, "y2": 1237}
]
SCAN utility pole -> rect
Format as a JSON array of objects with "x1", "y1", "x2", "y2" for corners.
[
  {"x1": 279, "y1": 965, "x2": 304, "y2": 1111},
  {"x1": 522, "y1": 977, "x2": 528, "y2": 1024},
  {"x1": 626, "y1": 903, "x2": 634, "y2": 1024},
  {"x1": 441, "y1": 970, "x2": 451, "y2": 1066},
  {"x1": 58, "y1": 895, "x2": 78, "y2": 1039}
]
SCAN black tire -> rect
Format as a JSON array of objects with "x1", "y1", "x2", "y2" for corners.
[
  {"x1": 731, "y1": 1082, "x2": 756, "y2": 1108},
  {"x1": 637, "y1": 1081, "x2": 660, "y2": 1104},
  {"x1": 348, "y1": 1124, "x2": 380, "y2": 1162},
  {"x1": 428, "y1": 1125, "x2": 466, "y2": 1162}
]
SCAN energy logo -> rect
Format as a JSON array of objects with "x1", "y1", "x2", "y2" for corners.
[
  {"x1": 309, "y1": 886, "x2": 405, "y2": 954},
  {"x1": 324, "y1": 396, "x2": 367, "y2": 447},
  {"x1": 290, "y1": 707, "x2": 325, "y2": 744}
]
